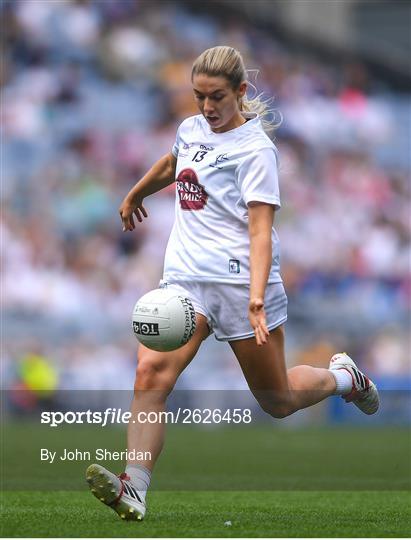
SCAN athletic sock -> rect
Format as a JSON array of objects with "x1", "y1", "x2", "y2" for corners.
[
  {"x1": 125, "y1": 464, "x2": 151, "y2": 502},
  {"x1": 330, "y1": 368, "x2": 353, "y2": 395}
]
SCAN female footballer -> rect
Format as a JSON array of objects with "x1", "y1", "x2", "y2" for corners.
[{"x1": 86, "y1": 46, "x2": 379, "y2": 521}]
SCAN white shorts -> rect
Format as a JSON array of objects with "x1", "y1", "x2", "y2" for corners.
[{"x1": 159, "y1": 280, "x2": 288, "y2": 342}]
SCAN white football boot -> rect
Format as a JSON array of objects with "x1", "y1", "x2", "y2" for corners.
[
  {"x1": 329, "y1": 352, "x2": 379, "y2": 415},
  {"x1": 86, "y1": 464, "x2": 146, "y2": 521}
]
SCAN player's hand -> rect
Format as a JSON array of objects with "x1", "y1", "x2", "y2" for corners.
[
  {"x1": 249, "y1": 298, "x2": 269, "y2": 346},
  {"x1": 119, "y1": 195, "x2": 148, "y2": 231}
]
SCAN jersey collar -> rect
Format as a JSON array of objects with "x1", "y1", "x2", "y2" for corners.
[{"x1": 202, "y1": 112, "x2": 259, "y2": 136}]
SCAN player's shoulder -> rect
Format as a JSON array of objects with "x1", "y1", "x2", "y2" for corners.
[
  {"x1": 236, "y1": 131, "x2": 278, "y2": 165},
  {"x1": 233, "y1": 137, "x2": 278, "y2": 177},
  {"x1": 176, "y1": 115, "x2": 204, "y2": 134},
  {"x1": 241, "y1": 133, "x2": 276, "y2": 155},
  {"x1": 244, "y1": 116, "x2": 274, "y2": 141},
  {"x1": 235, "y1": 115, "x2": 276, "y2": 154}
]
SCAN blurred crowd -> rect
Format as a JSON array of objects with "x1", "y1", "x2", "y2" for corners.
[{"x1": 2, "y1": 0, "x2": 410, "y2": 397}]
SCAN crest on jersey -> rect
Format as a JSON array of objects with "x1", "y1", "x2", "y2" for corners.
[
  {"x1": 176, "y1": 168, "x2": 208, "y2": 211},
  {"x1": 209, "y1": 153, "x2": 229, "y2": 169}
]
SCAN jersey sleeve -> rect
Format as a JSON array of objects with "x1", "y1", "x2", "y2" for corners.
[
  {"x1": 171, "y1": 125, "x2": 181, "y2": 158},
  {"x1": 236, "y1": 146, "x2": 281, "y2": 209}
]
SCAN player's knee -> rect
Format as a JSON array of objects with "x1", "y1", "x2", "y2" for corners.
[
  {"x1": 270, "y1": 405, "x2": 293, "y2": 419},
  {"x1": 134, "y1": 356, "x2": 175, "y2": 393},
  {"x1": 260, "y1": 398, "x2": 294, "y2": 419}
]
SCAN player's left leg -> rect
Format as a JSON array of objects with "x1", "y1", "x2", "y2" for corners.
[
  {"x1": 230, "y1": 325, "x2": 379, "y2": 418},
  {"x1": 230, "y1": 324, "x2": 336, "y2": 418}
]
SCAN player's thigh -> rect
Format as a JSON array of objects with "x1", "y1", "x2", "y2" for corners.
[
  {"x1": 229, "y1": 324, "x2": 289, "y2": 394},
  {"x1": 135, "y1": 313, "x2": 209, "y2": 389}
]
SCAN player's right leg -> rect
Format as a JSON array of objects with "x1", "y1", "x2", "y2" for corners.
[
  {"x1": 128, "y1": 313, "x2": 209, "y2": 470},
  {"x1": 86, "y1": 313, "x2": 210, "y2": 521}
]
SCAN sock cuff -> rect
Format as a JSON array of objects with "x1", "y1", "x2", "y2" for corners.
[
  {"x1": 125, "y1": 464, "x2": 152, "y2": 495},
  {"x1": 126, "y1": 464, "x2": 151, "y2": 477},
  {"x1": 330, "y1": 368, "x2": 353, "y2": 395}
]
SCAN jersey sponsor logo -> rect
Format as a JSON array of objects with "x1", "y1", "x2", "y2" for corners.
[
  {"x1": 210, "y1": 153, "x2": 229, "y2": 169},
  {"x1": 176, "y1": 168, "x2": 208, "y2": 211}
]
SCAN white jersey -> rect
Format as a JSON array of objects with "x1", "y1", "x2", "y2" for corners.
[{"x1": 163, "y1": 112, "x2": 282, "y2": 284}]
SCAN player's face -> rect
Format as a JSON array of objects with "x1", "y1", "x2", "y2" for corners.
[{"x1": 192, "y1": 74, "x2": 247, "y2": 133}]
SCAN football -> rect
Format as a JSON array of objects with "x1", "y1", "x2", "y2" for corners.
[{"x1": 132, "y1": 288, "x2": 196, "y2": 352}]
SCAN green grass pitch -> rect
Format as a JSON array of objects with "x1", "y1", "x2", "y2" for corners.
[
  {"x1": 1, "y1": 423, "x2": 410, "y2": 537},
  {"x1": 2, "y1": 490, "x2": 410, "y2": 537}
]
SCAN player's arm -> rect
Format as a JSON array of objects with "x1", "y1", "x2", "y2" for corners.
[
  {"x1": 248, "y1": 202, "x2": 275, "y2": 345},
  {"x1": 119, "y1": 152, "x2": 177, "y2": 231}
]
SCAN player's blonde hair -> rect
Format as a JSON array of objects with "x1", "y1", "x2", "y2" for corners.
[{"x1": 191, "y1": 46, "x2": 280, "y2": 135}]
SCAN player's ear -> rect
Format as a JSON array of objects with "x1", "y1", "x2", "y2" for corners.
[{"x1": 238, "y1": 81, "x2": 247, "y2": 98}]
